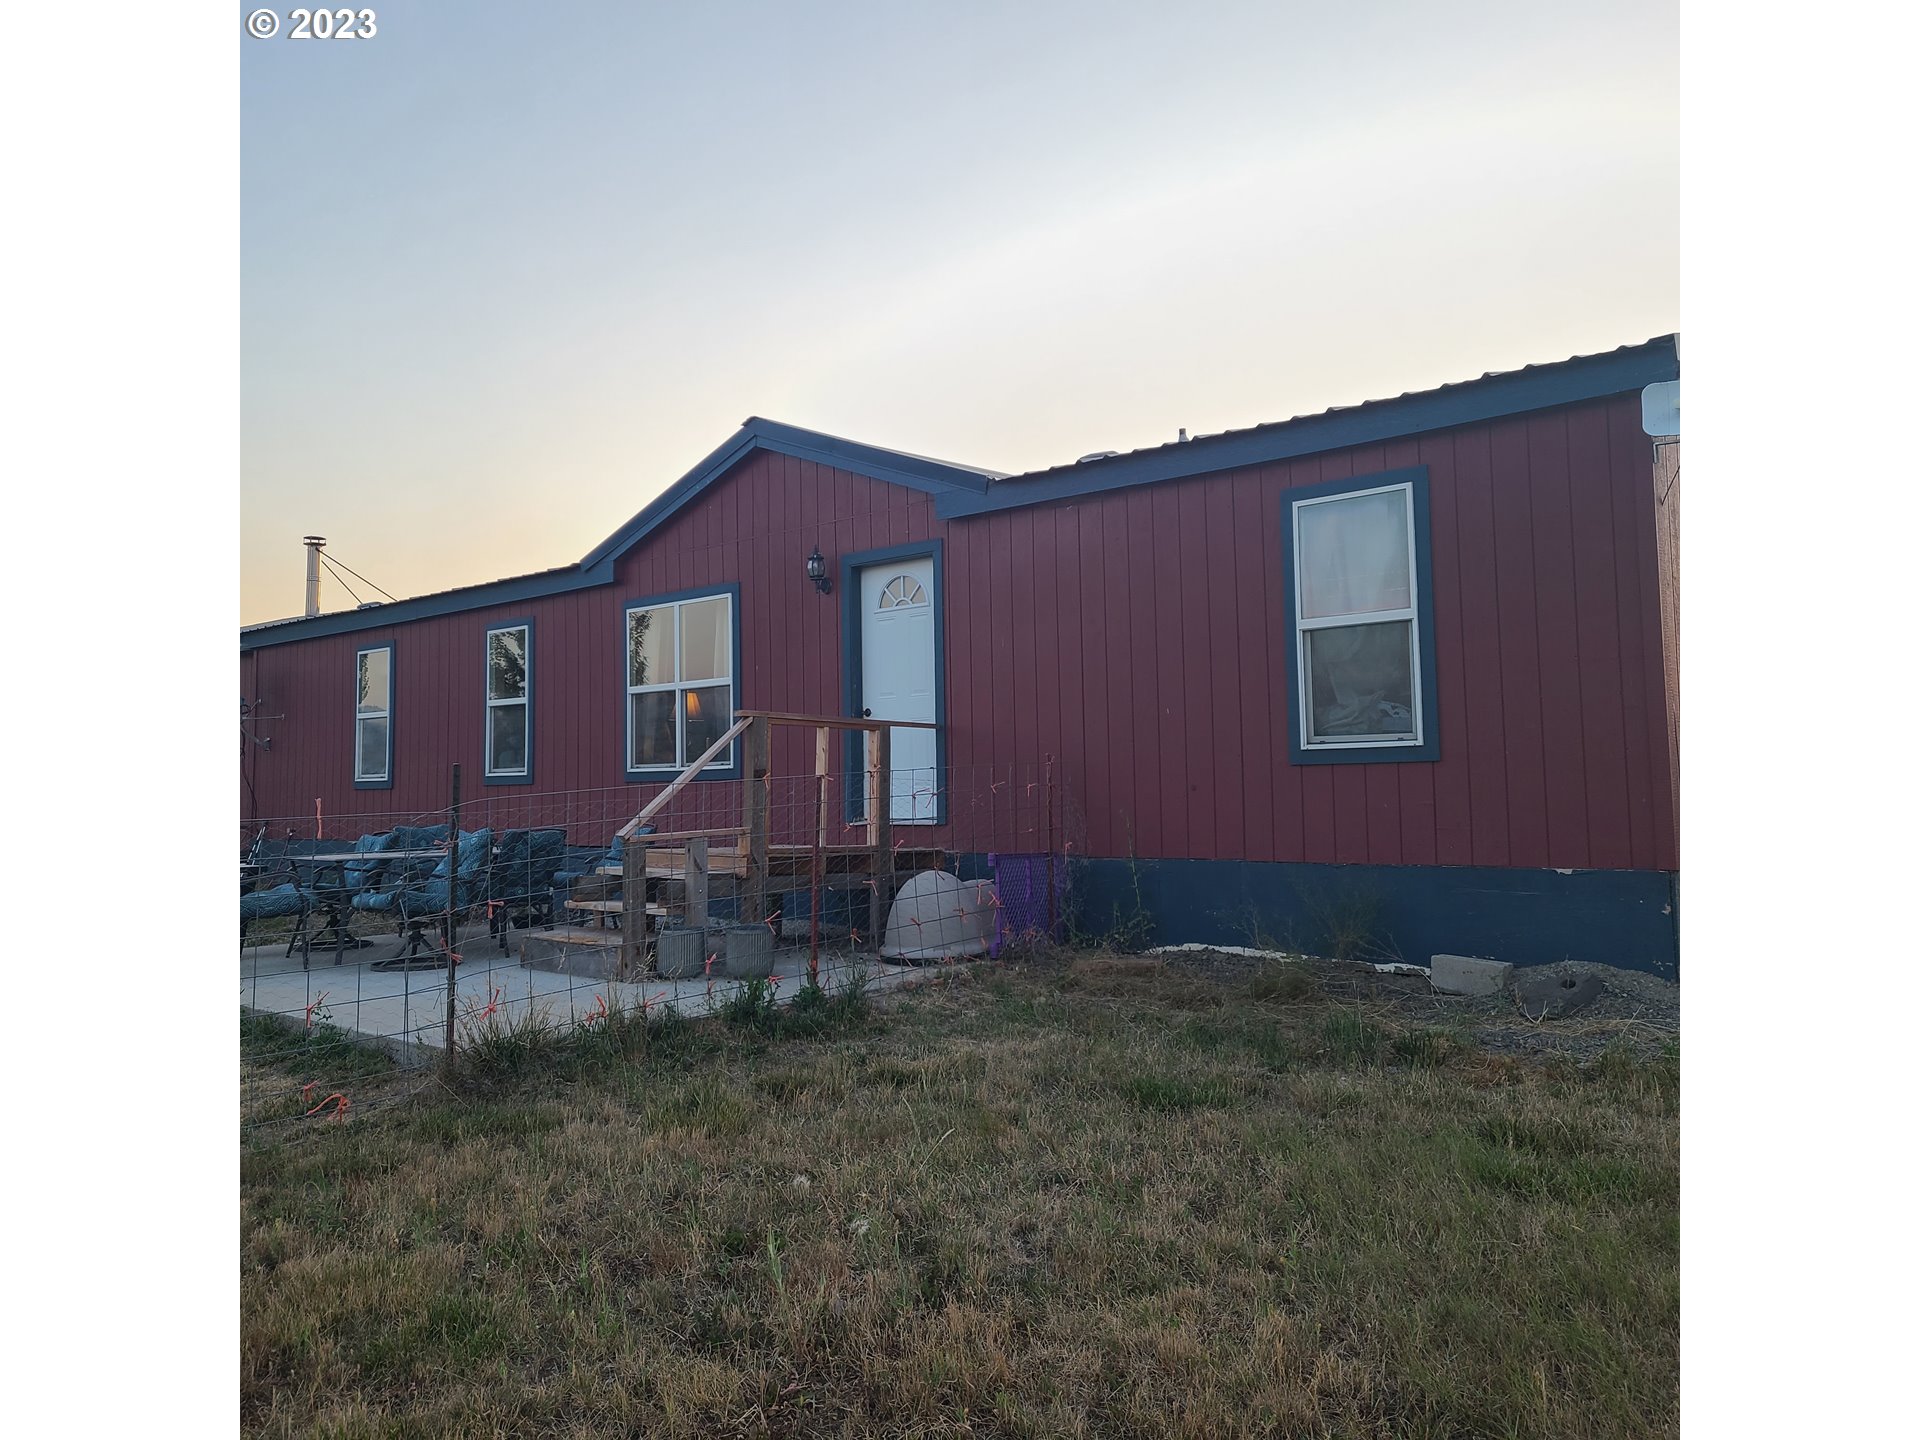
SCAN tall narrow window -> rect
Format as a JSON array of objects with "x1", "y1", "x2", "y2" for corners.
[
  {"x1": 354, "y1": 645, "x2": 392, "y2": 785},
  {"x1": 625, "y1": 591, "x2": 735, "y2": 774},
  {"x1": 1284, "y1": 471, "x2": 1438, "y2": 763},
  {"x1": 485, "y1": 623, "x2": 531, "y2": 780}
]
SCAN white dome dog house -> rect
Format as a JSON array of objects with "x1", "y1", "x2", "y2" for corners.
[{"x1": 880, "y1": 871, "x2": 996, "y2": 962}]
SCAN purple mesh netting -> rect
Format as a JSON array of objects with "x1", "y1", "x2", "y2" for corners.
[{"x1": 989, "y1": 853, "x2": 1069, "y2": 957}]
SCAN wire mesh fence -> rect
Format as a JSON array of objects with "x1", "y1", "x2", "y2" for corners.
[{"x1": 239, "y1": 755, "x2": 1083, "y2": 1125}]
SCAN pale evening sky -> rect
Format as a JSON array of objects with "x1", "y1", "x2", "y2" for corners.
[{"x1": 241, "y1": 0, "x2": 1677, "y2": 624}]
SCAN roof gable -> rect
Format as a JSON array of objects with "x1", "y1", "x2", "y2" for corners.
[
  {"x1": 580, "y1": 417, "x2": 996, "y2": 572},
  {"x1": 241, "y1": 419, "x2": 997, "y2": 650}
]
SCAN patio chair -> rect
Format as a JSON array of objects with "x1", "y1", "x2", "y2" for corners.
[
  {"x1": 295, "y1": 830, "x2": 394, "y2": 966},
  {"x1": 239, "y1": 866, "x2": 314, "y2": 960},
  {"x1": 349, "y1": 825, "x2": 452, "y2": 930},
  {"x1": 387, "y1": 827, "x2": 495, "y2": 960},
  {"x1": 485, "y1": 827, "x2": 567, "y2": 952}
]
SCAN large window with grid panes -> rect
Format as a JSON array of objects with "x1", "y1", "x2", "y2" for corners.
[{"x1": 624, "y1": 590, "x2": 735, "y2": 774}]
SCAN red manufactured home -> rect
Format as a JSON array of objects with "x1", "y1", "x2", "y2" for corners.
[{"x1": 241, "y1": 336, "x2": 1680, "y2": 974}]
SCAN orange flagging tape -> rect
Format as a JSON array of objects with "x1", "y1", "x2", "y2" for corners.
[{"x1": 304, "y1": 1092, "x2": 349, "y2": 1120}]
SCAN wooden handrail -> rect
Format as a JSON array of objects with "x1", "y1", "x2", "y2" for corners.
[
  {"x1": 736, "y1": 708, "x2": 938, "y2": 731},
  {"x1": 616, "y1": 715, "x2": 753, "y2": 839},
  {"x1": 612, "y1": 708, "x2": 904, "y2": 954},
  {"x1": 619, "y1": 826, "x2": 746, "y2": 847}
]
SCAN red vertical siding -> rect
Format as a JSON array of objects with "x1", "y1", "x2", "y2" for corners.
[
  {"x1": 244, "y1": 396, "x2": 1676, "y2": 873},
  {"x1": 1564, "y1": 405, "x2": 1634, "y2": 870},
  {"x1": 1420, "y1": 430, "x2": 1476, "y2": 867},
  {"x1": 1527, "y1": 414, "x2": 1592, "y2": 866},
  {"x1": 1488, "y1": 417, "x2": 1551, "y2": 863},
  {"x1": 1259, "y1": 464, "x2": 1305, "y2": 864}
]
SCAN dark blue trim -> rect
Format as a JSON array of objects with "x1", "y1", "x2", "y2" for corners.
[
  {"x1": 243, "y1": 567, "x2": 602, "y2": 651},
  {"x1": 839, "y1": 541, "x2": 948, "y2": 827},
  {"x1": 352, "y1": 643, "x2": 394, "y2": 790},
  {"x1": 935, "y1": 336, "x2": 1679, "y2": 519},
  {"x1": 240, "y1": 420, "x2": 993, "y2": 652},
  {"x1": 619, "y1": 583, "x2": 745, "y2": 785},
  {"x1": 583, "y1": 420, "x2": 992, "y2": 574},
  {"x1": 1280, "y1": 467, "x2": 1440, "y2": 765},
  {"x1": 482, "y1": 617, "x2": 535, "y2": 786},
  {"x1": 1068, "y1": 857, "x2": 1679, "y2": 979}
]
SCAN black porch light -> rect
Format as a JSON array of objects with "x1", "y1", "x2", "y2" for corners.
[{"x1": 806, "y1": 547, "x2": 833, "y2": 595}]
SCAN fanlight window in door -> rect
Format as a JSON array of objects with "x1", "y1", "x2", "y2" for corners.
[{"x1": 877, "y1": 575, "x2": 928, "y2": 610}]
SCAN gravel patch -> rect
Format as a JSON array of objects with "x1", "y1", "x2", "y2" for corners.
[{"x1": 1160, "y1": 949, "x2": 1679, "y2": 1062}]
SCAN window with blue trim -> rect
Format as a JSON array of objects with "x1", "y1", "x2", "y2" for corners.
[
  {"x1": 354, "y1": 646, "x2": 391, "y2": 783},
  {"x1": 626, "y1": 593, "x2": 734, "y2": 770},
  {"x1": 1285, "y1": 472, "x2": 1438, "y2": 761},
  {"x1": 485, "y1": 624, "x2": 530, "y2": 778}
]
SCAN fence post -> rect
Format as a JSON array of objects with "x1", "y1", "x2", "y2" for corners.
[
  {"x1": 867, "y1": 725, "x2": 892, "y2": 950},
  {"x1": 810, "y1": 724, "x2": 829, "y2": 984},
  {"x1": 441, "y1": 762, "x2": 462, "y2": 1071},
  {"x1": 620, "y1": 834, "x2": 648, "y2": 979},
  {"x1": 744, "y1": 713, "x2": 770, "y2": 925}
]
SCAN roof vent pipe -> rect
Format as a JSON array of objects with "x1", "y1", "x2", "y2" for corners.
[
  {"x1": 302, "y1": 536, "x2": 326, "y2": 617},
  {"x1": 1178, "y1": 428, "x2": 1188, "y2": 443}
]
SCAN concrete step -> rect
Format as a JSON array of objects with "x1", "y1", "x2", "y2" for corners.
[{"x1": 516, "y1": 926, "x2": 634, "y2": 979}]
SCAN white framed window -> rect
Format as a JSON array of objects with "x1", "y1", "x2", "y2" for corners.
[
  {"x1": 625, "y1": 592, "x2": 734, "y2": 772},
  {"x1": 354, "y1": 645, "x2": 392, "y2": 784},
  {"x1": 1291, "y1": 480, "x2": 1424, "y2": 751},
  {"x1": 485, "y1": 623, "x2": 530, "y2": 778}
]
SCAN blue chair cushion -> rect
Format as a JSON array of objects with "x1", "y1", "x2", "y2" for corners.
[
  {"x1": 388, "y1": 823, "x2": 450, "y2": 852},
  {"x1": 492, "y1": 828, "x2": 568, "y2": 905},
  {"x1": 399, "y1": 828, "x2": 494, "y2": 917},
  {"x1": 525, "y1": 829, "x2": 567, "y2": 889},
  {"x1": 341, "y1": 831, "x2": 391, "y2": 891},
  {"x1": 429, "y1": 828, "x2": 493, "y2": 882},
  {"x1": 241, "y1": 883, "x2": 307, "y2": 922}
]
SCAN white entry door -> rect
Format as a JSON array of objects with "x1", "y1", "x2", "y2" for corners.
[{"x1": 860, "y1": 556, "x2": 938, "y2": 823}]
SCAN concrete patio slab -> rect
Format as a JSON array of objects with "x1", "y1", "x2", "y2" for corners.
[{"x1": 240, "y1": 922, "x2": 964, "y2": 1060}]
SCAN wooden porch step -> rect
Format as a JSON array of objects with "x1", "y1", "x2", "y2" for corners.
[
  {"x1": 535, "y1": 926, "x2": 633, "y2": 947},
  {"x1": 564, "y1": 899, "x2": 668, "y2": 916},
  {"x1": 597, "y1": 855, "x2": 747, "y2": 878}
]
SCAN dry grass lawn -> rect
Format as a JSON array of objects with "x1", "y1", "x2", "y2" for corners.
[{"x1": 240, "y1": 953, "x2": 1678, "y2": 1438}]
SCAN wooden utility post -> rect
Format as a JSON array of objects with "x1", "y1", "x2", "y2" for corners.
[
  {"x1": 743, "y1": 714, "x2": 771, "y2": 925},
  {"x1": 866, "y1": 726, "x2": 892, "y2": 949},
  {"x1": 810, "y1": 724, "x2": 829, "y2": 983},
  {"x1": 619, "y1": 834, "x2": 648, "y2": 979},
  {"x1": 684, "y1": 836, "x2": 709, "y2": 928},
  {"x1": 441, "y1": 763, "x2": 462, "y2": 1070}
]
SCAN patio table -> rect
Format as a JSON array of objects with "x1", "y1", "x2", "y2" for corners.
[{"x1": 301, "y1": 848, "x2": 451, "y2": 967}]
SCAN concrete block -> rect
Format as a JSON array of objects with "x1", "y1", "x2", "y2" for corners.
[
  {"x1": 517, "y1": 931, "x2": 626, "y2": 979},
  {"x1": 1430, "y1": 954, "x2": 1513, "y2": 997},
  {"x1": 1515, "y1": 971, "x2": 1602, "y2": 1020}
]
